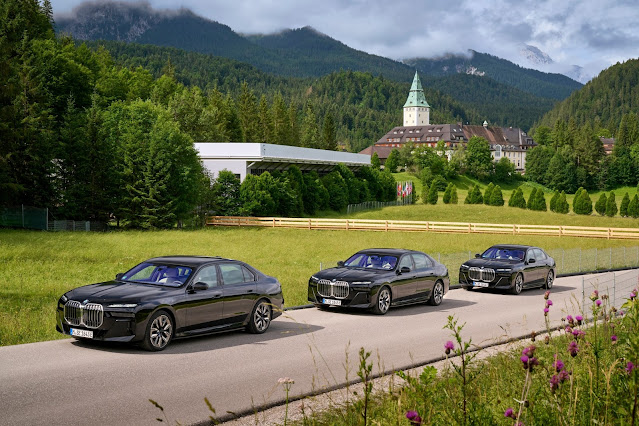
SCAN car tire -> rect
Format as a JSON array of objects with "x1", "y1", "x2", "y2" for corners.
[
  {"x1": 371, "y1": 286, "x2": 391, "y2": 315},
  {"x1": 429, "y1": 281, "x2": 445, "y2": 306},
  {"x1": 246, "y1": 299, "x2": 271, "y2": 334},
  {"x1": 141, "y1": 310, "x2": 174, "y2": 351},
  {"x1": 544, "y1": 270, "x2": 554, "y2": 289},
  {"x1": 510, "y1": 273, "x2": 524, "y2": 295}
]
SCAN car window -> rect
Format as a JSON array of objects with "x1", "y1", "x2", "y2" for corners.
[
  {"x1": 121, "y1": 263, "x2": 192, "y2": 287},
  {"x1": 344, "y1": 253, "x2": 397, "y2": 270},
  {"x1": 533, "y1": 248, "x2": 546, "y2": 260},
  {"x1": 398, "y1": 255, "x2": 413, "y2": 270},
  {"x1": 412, "y1": 254, "x2": 432, "y2": 269},
  {"x1": 525, "y1": 249, "x2": 535, "y2": 262},
  {"x1": 193, "y1": 266, "x2": 219, "y2": 288},
  {"x1": 242, "y1": 266, "x2": 256, "y2": 282},
  {"x1": 344, "y1": 254, "x2": 367, "y2": 267},
  {"x1": 219, "y1": 264, "x2": 246, "y2": 285}
]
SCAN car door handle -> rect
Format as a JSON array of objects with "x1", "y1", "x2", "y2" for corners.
[{"x1": 247, "y1": 289, "x2": 254, "y2": 293}]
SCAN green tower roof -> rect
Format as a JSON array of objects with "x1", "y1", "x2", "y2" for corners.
[{"x1": 403, "y1": 71, "x2": 430, "y2": 108}]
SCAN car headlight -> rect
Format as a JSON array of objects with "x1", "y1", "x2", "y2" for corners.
[
  {"x1": 107, "y1": 303, "x2": 138, "y2": 308},
  {"x1": 351, "y1": 281, "x2": 372, "y2": 285},
  {"x1": 309, "y1": 276, "x2": 320, "y2": 282},
  {"x1": 496, "y1": 268, "x2": 512, "y2": 273},
  {"x1": 460, "y1": 265, "x2": 470, "y2": 270},
  {"x1": 60, "y1": 294, "x2": 68, "y2": 303}
]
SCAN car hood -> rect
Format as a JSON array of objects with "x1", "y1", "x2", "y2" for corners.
[
  {"x1": 65, "y1": 281, "x2": 176, "y2": 304},
  {"x1": 314, "y1": 267, "x2": 391, "y2": 282},
  {"x1": 463, "y1": 258, "x2": 522, "y2": 269}
]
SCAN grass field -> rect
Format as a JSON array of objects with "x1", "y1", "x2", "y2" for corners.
[{"x1": 2, "y1": 225, "x2": 639, "y2": 347}]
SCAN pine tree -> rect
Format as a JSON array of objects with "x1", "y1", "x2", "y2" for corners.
[
  {"x1": 428, "y1": 183, "x2": 438, "y2": 204},
  {"x1": 574, "y1": 189, "x2": 593, "y2": 215},
  {"x1": 620, "y1": 192, "x2": 630, "y2": 217},
  {"x1": 371, "y1": 152, "x2": 381, "y2": 169},
  {"x1": 321, "y1": 112, "x2": 337, "y2": 150},
  {"x1": 256, "y1": 95, "x2": 272, "y2": 144},
  {"x1": 421, "y1": 183, "x2": 429, "y2": 205},
  {"x1": 443, "y1": 183, "x2": 453, "y2": 204},
  {"x1": 549, "y1": 190, "x2": 560, "y2": 212},
  {"x1": 450, "y1": 185, "x2": 458, "y2": 204},
  {"x1": 573, "y1": 187, "x2": 585, "y2": 213},
  {"x1": 595, "y1": 193, "x2": 607, "y2": 216},
  {"x1": 605, "y1": 192, "x2": 618, "y2": 217},
  {"x1": 483, "y1": 182, "x2": 495, "y2": 205},
  {"x1": 301, "y1": 101, "x2": 320, "y2": 148},
  {"x1": 534, "y1": 189, "x2": 547, "y2": 211},
  {"x1": 271, "y1": 92, "x2": 291, "y2": 146},
  {"x1": 508, "y1": 188, "x2": 526, "y2": 209},
  {"x1": 237, "y1": 82, "x2": 259, "y2": 142},
  {"x1": 628, "y1": 194, "x2": 639, "y2": 218},
  {"x1": 527, "y1": 188, "x2": 537, "y2": 210},
  {"x1": 557, "y1": 191, "x2": 570, "y2": 214},
  {"x1": 465, "y1": 184, "x2": 483, "y2": 204},
  {"x1": 489, "y1": 185, "x2": 504, "y2": 206}
]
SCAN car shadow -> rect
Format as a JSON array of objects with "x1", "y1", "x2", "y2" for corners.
[
  {"x1": 69, "y1": 320, "x2": 324, "y2": 355},
  {"x1": 460, "y1": 284, "x2": 574, "y2": 298},
  {"x1": 315, "y1": 297, "x2": 477, "y2": 318}
]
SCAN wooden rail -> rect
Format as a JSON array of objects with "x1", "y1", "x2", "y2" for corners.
[{"x1": 206, "y1": 216, "x2": 639, "y2": 240}]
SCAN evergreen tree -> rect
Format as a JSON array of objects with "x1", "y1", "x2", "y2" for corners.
[
  {"x1": 620, "y1": 192, "x2": 630, "y2": 217},
  {"x1": 605, "y1": 192, "x2": 617, "y2": 217},
  {"x1": 284, "y1": 165, "x2": 305, "y2": 216},
  {"x1": 211, "y1": 170, "x2": 241, "y2": 216},
  {"x1": 489, "y1": 185, "x2": 504, "y2": 206},
  {"x1": 237, "y1": 82, "x2": 259, "y2": 142},
  {"x1": 301, "y1": 101, "x2": 320, "y2": 148},
  {"x1": 549, "y1": 190, "x2": 560, "y2": 212},
  {"x1": 556, "y1": 191, "x2": 570, "y2": 214},
  {"x1": 573, "y1": 187, "x2": 585, "y2": 213},
  {"x1": 450, "y1": 184, "x2": 458, "y2": 204},
  {"x1": 595, "y1": 193, "x2": 608, "y2": 216},
  {"x1": 427, "y1": 183, "x2": 438, "y2": 205},
  {"x1": 574, "y1": 189, "x2": 593, "y2": 215},
  {"x1": 628, "y1": 194, "x2": 639, "y2": 219},
  {"x1": 321, "y1": 112, "x2": 337, "y2": 150},
  {"x1": 464, "y1": 184, "x2": 483, "y2": 204},
  {"x1": 271, "y1": 92, "x2": 291, "y2": 145},
  {"x1": 321, "y1": 171, "x2": 349, "y2": 211},
  {"x1": 533, "y1": 189, "x2": 547, "y2": 211},
  {"x1": 508, "y1": 187, "x2": 526, "y2": 209},
  {"x1": 421, "y1": 183, "x2": 429, "y2": 205},
  {"x1": 483, "y1": 182, "x2": 495, "y2": 205},
  {"x1": 527, "y1": 188, "x2": 537, "y2": 210},
  {"x1": 371, "y1": 152, "x2": 381, "y2": 169},
  {"x1": 385, "y1": 149, "x2": 400, "y2": 173},
  {"x1": 443, "y1": 183, "x2": 453, "y2": 204},
  {"x1": 256, "y1": 95, "x2": 272, "y2": 143}
]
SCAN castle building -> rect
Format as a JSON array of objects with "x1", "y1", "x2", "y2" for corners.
[{"x1": 361, "y1": 72, "x2": 536, "y2": 171}]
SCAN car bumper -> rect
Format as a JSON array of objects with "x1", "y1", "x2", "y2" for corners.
[
  {"x1": 458, "y1": 270, "x2": 515, "y2": 289},
  {"x1": 56, "y1": 306, "x2": 140, "y2": 343},
  {"x1": 307, "y1": 283, "x2": 373, "y2": 309}
]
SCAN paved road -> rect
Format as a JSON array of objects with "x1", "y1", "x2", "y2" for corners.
[{"x1": 1, "y1": 271, "x2": 634, "y2": 426}]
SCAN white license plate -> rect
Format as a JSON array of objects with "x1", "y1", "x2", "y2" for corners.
[
  {"x1": 473, "y1": 281, "x2": 489, "y2": 288},
  {"x1": 70, "y1": 328, "x2": 93, "y2": 339},
  {"x1": 323, "y1": 298, "x2": 341, "y2": 306}
]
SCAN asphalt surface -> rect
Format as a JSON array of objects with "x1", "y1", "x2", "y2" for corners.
[{"x1": 1, "y1": 271, "x2": 634, "y2": 426}]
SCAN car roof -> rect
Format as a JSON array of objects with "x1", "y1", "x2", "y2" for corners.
[
  {"x1": 488, "y1": 244, "x2": 534, "y2": 250},
  {"x1": 145, "y1": 256, "x2": 234, "y2": 268},
  {"x1": 356, "y1": 248, "x2": 423, "y2": 256}
]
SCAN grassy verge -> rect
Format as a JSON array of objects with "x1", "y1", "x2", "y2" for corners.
[
  {"x1": 1, "y1": 227, "x2": 639, "y2": 347},
  {"x1": 294, "y1": 291, "x2": 639, "y2": 425}
]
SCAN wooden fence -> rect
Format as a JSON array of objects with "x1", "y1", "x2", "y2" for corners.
[{"x1": 206, "y1": 216, "x2": 639, "y2": 240}]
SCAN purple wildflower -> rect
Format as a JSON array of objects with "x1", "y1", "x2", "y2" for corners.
[
  {"x1": 566, "y1": 315, "x2": 573, "y2": 322},
  {"x1": 576, "y1": 315, "x2": 583, "y2": 325},
  {"x1": 558, "y1": 369, "x2": 571, "y2": 382},
  {"x1": 406, "y1": 411, "x2": 422, "y2": 425},
  {"x1": 522, "y1": 345, "x2": 536, "y2": 358},
  {"x1": 504, "y1": 408, "x2": 516, "y2": 419},
  {"x1": 568, "y1": 341, "x2": 579, "y2": 357},
  {"x1": 627, "y1": 362, "x2": 635, "y2": 375},
  {"x1": 554, "y1": 358, "x2": 565, "y2": 372},
  {"x1": 544, "y1": 291, "x2": 550, "y2": 300},
  {"x1": 596, "y1": 299, "x2": 602, "y2": 307},
  {"x1": 546, "y1": 299, "x2": 553, "y2": 306},
  {"x1": 550, "y1": 375, "x2": 560, "y2": 392},
  {"x1": 565, "y1": 326, "x2": 573, "y2": 334},
  {"x1": 611, "y1": 335, "x2": 618, "y2": 344},
  {"x1": 630, "y1": 290, "x2": 637, "y2": 301},
  {"x1": 444, "y1": 340, "x2": 454, "y2": 355},
  {"x1": 544, "y1": 308, "x2": 549, "y2": 315}
]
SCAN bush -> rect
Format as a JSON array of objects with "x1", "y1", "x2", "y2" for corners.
[
  {"x1": 595, "y1": 193, "x2": 607, "y2": 216},
  {"x1": 464, "y1": 184, "x2": 483, "y2": 204},
  {"x1": 508, "y1": 187, "x2": 526, "y2": 209},
  {"x1": 549, "y1": 190, "x2": 559, "y2": 212},
  {"x1": 483, "y1": 183, "x2": 495, "y2": 205},
  {"x1": 450, "y1": 185, "x2": 458, "y2": 204},
  {"x1": 628, "y1": 194, "x2": 639, "y2": 218},
  {"x1": 443, "y1": 183, "x2": 452, "y2": 204},
  {"x1": 427, "y1": 183, "x2": 438, "y2": 204},
  {"x1": 527, "y1": 188, "x2": 537, "y2": 210},
  {"x1": 489, "y1": 185, "x2": 504, "y2": 206},
  {"x1": 605, "y1": 192, "x2": 617, "y2": 217},
  {"x1": 431, "y1": 175, "x2": 448, "y2": 191},
  {"x1": 421, "y1": 184, "x2": 429, "y2": 205},
  {"x1": 574, "y1": 188, "x2": 593, "y2": 215},
  {"x1": 620, "y1": 192, "x2": 630, "y2": 217},
  {"x1": 534, "y1": 189, "x2": 547, "y2": 211},
  {"x1": 556, "y1": 191, "x2": 570, "y2": 214}
]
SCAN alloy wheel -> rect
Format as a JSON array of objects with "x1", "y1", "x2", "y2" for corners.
[
  {"x1": 253, "y1": 303, "x2": 271, "y2": 333},
  {"x1": 149, "y1": 314, "x2": 173, "y2": 349}
]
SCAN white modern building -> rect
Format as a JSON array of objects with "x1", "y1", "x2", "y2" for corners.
[{"x1": 195, "y1": 143, "x2": 371, "y2": 181}]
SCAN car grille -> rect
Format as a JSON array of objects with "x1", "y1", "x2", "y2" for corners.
[
  {"x1": 64, "y1": 301, "x2": 104, "y2": 328},
  {"x1": 468, "y1": 267, "x2": 496, "y2": 282},
  {"x1": 317, "y1": 280, "x2": 349, "y2": 299}
]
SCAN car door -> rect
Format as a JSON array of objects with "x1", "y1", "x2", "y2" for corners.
[
  {"x1": 183, "y1": 265, "x2": 225, "y2": 331},
  {"x1": 524, "y1": 248, "x2": 544, "y2": 285},
  {"x1": 392, "y1": 255, "x2": 418, "y2": 303},
  {"x1": 412, "y1": 253, "x2": 436, "y2": 300},
  {"x1": 533, "y1": 248, "x2": 551, "y2": 283},
  {"x1": 219, "y1": 263, "x2": 257, "y2": 326}
]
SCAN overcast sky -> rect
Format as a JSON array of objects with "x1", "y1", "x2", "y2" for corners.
[{"x1": 52, "y1": 0, "x2": 639, "y2": 81}]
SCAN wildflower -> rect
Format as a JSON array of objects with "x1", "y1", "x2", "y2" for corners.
[
  {"x1": 575, "y1": 315, "x2": 583, "y2": 325},
  {"x1": 550, "y1": 375, "x2": 560, "y2": 392},
  {"x1": 522, "y1": 345, "x2": 536, "y2": 358},
  {"x1": 568, "y1": 341, "x2": 579, "y2": 357},
  {"x1": 565, "y1": 326, "x2": 573, "y2": 334},
  {"x1": 627, "y1": 362, "x2": 635, "y2": 375},
  {"x1": 546, "y1": 299, "x2": 553, "y2": 306},
  {"x1": 521, "y1": 355, "x2": 539, "y2": 371},
  {"x1": 630, "y1": 290, "x2": 637, "y2": 301},
  {"x1": 544, "y1": 291, "x2": 550, "y2": 300},
  {"x1": 595, "y1": 299, "x2": 602, "y2": 307},
  {"x1": 553, "y1": 358, "x2": 565, "y2": 373},
  {"x1": 444, "y1": 340, "x2": 454, "y2": 355},
  {"x1": 590, "y1": 290, "x2": 599, "y2": 301},
  {"x1": 504, "y1": 408, "x2": 516, "y2": 419},
  {"x1": 544, "y1": 308, "x2": 549, "y2": 316},
  {"x1": 406, "y1": 410, "x2": 422, "y2": 425},
  {"x1": 558, "y1": 369, "x2": 571, "y2": 383},
  {"x1": 611, "y1": 335, "x2": 618, "y2": 344},
  {"x1": 530, "y1": 330, "x2": 536, "y2": 342}
]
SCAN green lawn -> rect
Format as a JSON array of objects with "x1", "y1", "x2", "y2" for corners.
[{"x1": 2, "y1": 227, "x2": 639, "y2": 347}]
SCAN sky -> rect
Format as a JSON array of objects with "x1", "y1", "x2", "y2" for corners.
[{"x1": 51, "y1": 0, "x2": 639, "y2": 82}]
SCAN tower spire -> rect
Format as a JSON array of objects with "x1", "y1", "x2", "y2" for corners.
[{"x1": 403, "y1": 71, "x2": 430, "y2": 126}]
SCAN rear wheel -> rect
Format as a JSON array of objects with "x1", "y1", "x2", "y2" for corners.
[
  {"x1": 371, "y1": 286, "x2": 391, "y2": 315},
  {"x1": 141, "y1": 310, "x2": 174, "y2": 351},
  {"x1": 510, "y1": 273, "x2": 524, "y2": 295},
  {"x1": 544, "y1": 270, "x2": 554, "y2": 289},
  {"x1": 246, "y1": 300, "x2": 271, "y2": 334},
  {"x1": 429, "y1": 281, "x2": 444, "y2": 306}
]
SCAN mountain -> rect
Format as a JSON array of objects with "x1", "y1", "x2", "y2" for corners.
[
  {"x1": 534, "y1": 58, "x2": 639, "y2": 132},
  {"x1": 519, "y1": 44, "x2": 553, "y2": 66},
  {"x1": 403, "y1": 50, "x2": 582, "y2": 100}
]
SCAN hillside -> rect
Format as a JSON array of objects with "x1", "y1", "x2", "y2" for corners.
[
  {"x1": 534, "y1": 58, "x2": 639, "y2": 132},
  {"x1": 404, "y1": 50, "x2": 582, "y2": 100}
]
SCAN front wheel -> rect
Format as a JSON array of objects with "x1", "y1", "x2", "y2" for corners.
[
  {"x1": 544, "y1": 270, "x2": 554, "y2": 289},
  {"x1": 510, "y1": 273, "x2": 524, "y2": 295},
  {"x1": 246, "y1": 300, "x2": 271, "y2": 334},
  {"x1": 142, "y1": 310, "x2": 174, "y2": 351},
  {"x1": 429, "y1": 281, "x2": 444, "y2": 306},
  {"x1": 371, "y1": 286, "x2": 391, "y2": 315}
]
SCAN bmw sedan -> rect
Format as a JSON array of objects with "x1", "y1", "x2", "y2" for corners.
[
  {"x1": 459, "y1": 245, "x2": 556, "y2": 295},
  {"x1": 56, "y1": 256, "x2": 284, "y2": 351},
  {"x1": 308, "y1": 248, "x2": 449, "y2": 315}
]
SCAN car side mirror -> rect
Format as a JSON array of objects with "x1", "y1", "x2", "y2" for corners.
[
  {"x1": 337, "y1": 261, "x2": 345, "y2": 267},
  {"x1": 528, "y1": 258, "x2": 536, "y2": 264},
  {"x1": 475, "y1": 253, "x2": 481, "y2": 258},
  {"x1": 115, "y1": 273, "x2": 124, "y2": 280},
  {"x1": 397, "y1": 266, "x2": 411, "y2": 274},
  {"x1": 192, "y1": 282, "x2": 209, "y2": 291}
]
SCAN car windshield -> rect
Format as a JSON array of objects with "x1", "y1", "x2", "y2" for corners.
[
  {"x1": 481, "y1": 247, "x2": 525, "y2": 261},
  {"x1": 120, "y1": 262, "x2": 193, "y2": 287},
  {"x1": 344, "y1": 253, "x2": 398, "y2": 270}
]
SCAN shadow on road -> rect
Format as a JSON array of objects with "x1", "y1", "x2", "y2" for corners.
[
  {"x1": 70, "y1": 320, "x2": 323, "y2": 355},
  {"x1": 314, "y1": 297, "x2": 477, "y2": 318},
  {"x1": 461, "y1": 284, "x2": 575, "y2": 298}
]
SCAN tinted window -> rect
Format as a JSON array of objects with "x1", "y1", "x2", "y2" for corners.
[
  {"x1": 121, "y1": 263, "x2": 192, "y2": 287},
  {"x1": 344, "y1": 253, "x2": 398, "y2": 270},
  {"x1": 219, "y1": 264, "x2": 245, "y2": 285},
  {"x1": 482, "y1": 247, "x2": 525, "y2": 261},
  {"x1": 533, "y1": 248, "x2": 546, "y2": 260},
  {"x1": 398, "y1": 256, "x2": 413, "y2": 270},
  {"x1": 412, "y1": 254, "x2": 432, "y2": 269},
  {"x1": 242, "y1": 266, "x2": 255, "y2": 282},
  {"x1": 193, "y1": 266, "x2": 218, "y2": 288}
]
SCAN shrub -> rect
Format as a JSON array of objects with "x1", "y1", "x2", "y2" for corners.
[
  {"x1": 508, "y1": 187, "x2": 526, "y2": 209},
  {"x1": 421, "y1": 184, "x2": 429, "y2": 205},
  {"x1": 527, "y1": 188, "x2": 537, "y2": 210},
  {"x1": 464, "y1": 184, "x2": 483, "y2": 204},
  {"x1": 483, "y1": 183, "x2": 495, "y2": 205},
  {"x1": 431, "y1": 175, "x2": 448, "y2": 191},
  {"x1": 595, "y1": 193, "x2": 607, "y2": 216},
  {"x1": 556, "y1": 191, "x2": 570, "y2": 214},
  {"x1": 620, "y1": 192, "x2": 630, "y2": 217},
  {"x1": 574, "y1": 188, "x2": 593, "y2": 215},
  {"x1": 629, "y1": 194, "x2": 639, "y2": 218},
  {"x1": 443, "y1": 183, "x2": 453, "y2": 204},
  {"x1": 534, "y1": 189, "x2": 547, "y2": 211},
  {"x1": 573, "y1": 187, "x2": 585, "y2": 212},
  {"x1": 489, "y1": 185, "x2": 504, "y2": 206},
  {"x1": 427, "y1": 182, "x2": 438, "y2": 204},
  {"x1": 450, "y1": 184, "x2": 458, "y2": 204},
  {"x1": 605, "y1": 192, "x2": 617, "y2": 217},
  {"x1": 549, "y1": 190, "x2": 560, "y2": 212}
]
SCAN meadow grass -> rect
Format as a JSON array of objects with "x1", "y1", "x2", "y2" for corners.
[{"x1": 1, "y1": 226, "x2": 639, "y2": 347}]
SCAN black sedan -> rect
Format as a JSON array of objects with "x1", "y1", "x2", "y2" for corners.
[
  {"x1": 459, "y1": 245, "x2": 556, "y2": 295},
  {"x1": 308, "y1": 248, "x2": 449, "y2": 315},
  {"x1": 56, "y1": 256, "x2": 284, "y2": 351}
]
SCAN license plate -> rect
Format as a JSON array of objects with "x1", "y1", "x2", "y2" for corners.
[
  {"x1": 70, "y1": 328, "x2": 93, "y2": 339},
  {"x1": 473, "y1": 281, "x2": 489, "y2": 288},
  {"x1": 323, "y1": 298, "x2": 341, "y2": 306}
]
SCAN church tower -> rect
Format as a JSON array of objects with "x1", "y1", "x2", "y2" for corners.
[{"x1": 403, "y1": 71, "x2": 430, "y2": 126}]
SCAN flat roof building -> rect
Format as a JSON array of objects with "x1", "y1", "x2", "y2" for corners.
[{"x1": 195, "y1": 143, "x2": 371, "y2": 181}]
